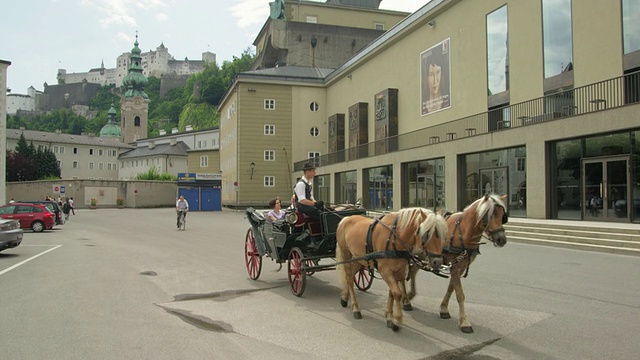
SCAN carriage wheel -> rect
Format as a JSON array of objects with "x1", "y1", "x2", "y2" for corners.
[
  {"x1": 305, "y1": 259, "x2": 317, "y2": 276},
  {"x1": 288, "y1": 247, "x2": 306, "y2": 297},
  {"x1": 244, "y1": 228, "x2": 262, "y2": 280},
  {"x1": 354, "y1": 265, "x2": 373, "y2": 291}
]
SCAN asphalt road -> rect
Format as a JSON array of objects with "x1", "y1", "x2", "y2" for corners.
[{"x1": 1, "y1": 208, "x2": 639, "y2": 360}]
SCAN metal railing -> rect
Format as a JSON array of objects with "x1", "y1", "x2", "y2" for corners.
[{"x1": 295, "y1": 71, "x2": 640, "y2": 171}]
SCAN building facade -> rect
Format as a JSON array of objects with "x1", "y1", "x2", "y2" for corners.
[
  {"x1": 252, "y1": 0, "x2": 408, "y2": 70},
  {"x1": 219, "y1": 0, "x2": 640, "y2": 224},
  {"x1": 5, "y1": 129, "x2": 133, "y2": 180},
  {"x1": 118, "y1": 127, "x2": 220, "y2": 180}
]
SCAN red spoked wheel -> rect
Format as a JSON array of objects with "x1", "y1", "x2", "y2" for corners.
[
  {"x1": 288, "y1": 247, "x2": 307, "y2": 297},
  {"x1": 244, "y1": 228, "x2": 262, "y2": 280},
  {"x1": 354, "y1": 265, "x2": 373, "y2": 291}
]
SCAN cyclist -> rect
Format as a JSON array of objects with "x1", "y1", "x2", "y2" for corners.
[{"x1": 176, "y1": 195, "x2": 189, "y2": 228}]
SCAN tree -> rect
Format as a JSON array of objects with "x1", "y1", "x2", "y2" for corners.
[
  {"x1": 8, "y1": 133, "x2": 61, "y2": 181},
  {"x1": 178, "y1": 103, "x2": 219, "y2": 131},
  {"x1": 6, "y1": 150, "x2": 36, "y2": 182}
]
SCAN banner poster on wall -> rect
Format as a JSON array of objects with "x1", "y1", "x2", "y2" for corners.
[{"x1": 420, "y1": 38, "x2": 451, "y2": 116}]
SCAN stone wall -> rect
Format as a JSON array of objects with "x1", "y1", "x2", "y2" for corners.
[{"x1": 6, "y1": 180, "x2": 177, "y2": 209}]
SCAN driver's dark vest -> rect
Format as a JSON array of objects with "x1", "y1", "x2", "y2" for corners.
[{"x1": 294, "y1": 178, "x2": 312, "y2": 203}]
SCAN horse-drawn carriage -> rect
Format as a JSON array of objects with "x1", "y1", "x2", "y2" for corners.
[
  {"x1": 244, "y1": 194, "x2": 509, "y2": 333},
  {"x1": 244, "y1": 205, "x2": 373, "y2": 296}
]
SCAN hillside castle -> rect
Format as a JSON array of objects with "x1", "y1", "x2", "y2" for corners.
[{"x1": 7, "y1": 43, "x2": 215, "y2": 116}]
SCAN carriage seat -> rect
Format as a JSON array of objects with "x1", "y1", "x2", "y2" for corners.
[{"x1": 301, "y1": 213, "x2": 322, "y2": 236}]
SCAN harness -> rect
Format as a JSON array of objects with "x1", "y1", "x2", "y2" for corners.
[
  {"x1": 362, "y1": 216, "x2": 412, "y2": 275},
  {"x1": 444, "y1": 206, "x2": 508, "y2": 278}
]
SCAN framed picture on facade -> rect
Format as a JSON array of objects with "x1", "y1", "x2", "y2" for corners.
[{"x1": 420, "y1": 38, "x2": 451, "y2": 116}]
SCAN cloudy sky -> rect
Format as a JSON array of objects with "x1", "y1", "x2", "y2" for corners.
[{"x1": 1, "y1": 0, "x2": 428, "y2": 94}]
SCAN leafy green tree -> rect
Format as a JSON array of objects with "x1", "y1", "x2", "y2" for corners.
[{"x1": 178, "y1": 103, "x2": 219, "y2": 131}]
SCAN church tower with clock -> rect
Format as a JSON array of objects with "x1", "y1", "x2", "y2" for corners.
[{"x1": 120, "y1": 35, "x2": 149, "y2": 144}]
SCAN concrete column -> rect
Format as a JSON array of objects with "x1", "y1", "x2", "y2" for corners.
[{"x1": 0, "y1": 60, "x2": 12, "y2": 205}]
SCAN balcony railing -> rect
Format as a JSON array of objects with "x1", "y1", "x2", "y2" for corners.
[{"x1": 295, "y1": 71, "x2": 640, "y2": 171}]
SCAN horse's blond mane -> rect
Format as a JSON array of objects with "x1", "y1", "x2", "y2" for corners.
[
  {"x1": 395, "y1": 208, "x2": 446, "y2": 241},
  {"x1": 465, "y1": 194, "x2": 505, "y2": 225}
]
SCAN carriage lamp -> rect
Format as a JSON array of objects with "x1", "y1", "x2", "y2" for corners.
[{"x1": 250, "y1": 162, "x2": 255, "y2": 179}]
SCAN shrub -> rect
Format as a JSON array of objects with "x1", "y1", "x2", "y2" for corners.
[
  {"x1": 116, "y1": 198, "x2": 125, "y2": 206},
  {"x1": 90, "y1": 198, "x2": 97, "y2": 206}
]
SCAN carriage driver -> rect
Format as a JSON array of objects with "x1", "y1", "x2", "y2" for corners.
[{"x1": 293, "y1": 162, "x2": 324, "y2": 223}]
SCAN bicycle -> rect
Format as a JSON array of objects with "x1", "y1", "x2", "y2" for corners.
[{"x1": 178, "y1": 210, "x2": 187, "y2": 231}]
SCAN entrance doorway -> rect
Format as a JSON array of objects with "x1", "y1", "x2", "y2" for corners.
[{"x1": 582, "y1": 157, "x2": 630, "y2": 221}]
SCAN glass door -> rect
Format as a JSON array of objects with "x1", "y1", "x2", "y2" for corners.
[
  {"x1": 582, "y1": 157, "x2": 630, "y2": 221},
  {"x1": 479, "y1": 167, "x2": 509, "y2": 197},
  {"x1": 416, "y1": 174, "x2": 435, "y2": 210}
]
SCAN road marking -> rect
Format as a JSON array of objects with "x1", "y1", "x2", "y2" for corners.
[{"x1": 0, "y1": 245, "x2": 62, "y2": 276}]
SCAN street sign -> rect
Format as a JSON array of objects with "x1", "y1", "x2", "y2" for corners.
[{"x1": 60, "y1": 186, "x2": 66, "y2": 194}]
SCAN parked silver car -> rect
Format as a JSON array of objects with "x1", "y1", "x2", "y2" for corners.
[{"x1": 0, "y1": 218, "x2": 23, "y2": 252}]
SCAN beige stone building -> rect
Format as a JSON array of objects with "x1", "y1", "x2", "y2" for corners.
[
  {"x1": 5, "y1": 129, "x2": 134, "y2": 180},
  {"x1": 219, "y1": 0, "x2": 640, "y2": 224}
]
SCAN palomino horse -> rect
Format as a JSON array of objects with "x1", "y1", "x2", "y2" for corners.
[
  {"x1": 402, "y1": 194, "x2": 508, "y2": 333},
  {"x1": 336, "y1": 208, "x2": 448, "y2": 331}
]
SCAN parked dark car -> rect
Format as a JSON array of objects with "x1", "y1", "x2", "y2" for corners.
[
  {"x1": 0, "y1": 203, "x2": 56, "y2": 232},
  {"x1": 0, "y1": 219, "x2": 23, "y2": 252},
  {"x1": 19, "y1": 200, "x2": 64, "y2": 226}
]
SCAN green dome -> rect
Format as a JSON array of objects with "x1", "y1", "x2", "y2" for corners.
[
  {"x1": 99, "y1": 122, "x2": 122, "y2": 138},
  {"x1": 100, "y1": 103, "x2": 121, "y2": 138}
]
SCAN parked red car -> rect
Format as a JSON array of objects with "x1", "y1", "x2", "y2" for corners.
[{"x1": 0, "y1": 203, "x2": 56, "y2": 232}]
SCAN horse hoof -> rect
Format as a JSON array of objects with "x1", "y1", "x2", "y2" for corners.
[
  {"x1": 440, "y1": 312, "x2": 451, "y2": 319},
  {"x1": 461, "y1": 326, "x2": 474, "y2": 334},
  {"x1": 390, "y1": 323, "x2": 400, "y2": 332},
  {"x1": 340, "y1": 299, "x2": 348, "y2": 308},
  {"x1": 386, "y1": 320, "x2": 394, "y2": 328},
  {"x1": 353, "y1": 311, "x2": 363, "y2": 319},
  {"x1": 403, "y1": 304, "x2": 413, "y2": 311}
]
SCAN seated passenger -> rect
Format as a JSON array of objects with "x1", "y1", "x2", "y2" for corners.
[{"x1": 266, "y1": 197, "x2": 285, "y2": 223}]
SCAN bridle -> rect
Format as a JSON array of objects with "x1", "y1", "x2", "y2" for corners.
[{"x1": 481, "y1": 204, "x2": 508, "y2": 241}]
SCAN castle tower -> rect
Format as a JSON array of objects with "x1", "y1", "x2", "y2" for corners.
[{"x1": 120, "y1": 35, "x2": 149, "y2": 144}]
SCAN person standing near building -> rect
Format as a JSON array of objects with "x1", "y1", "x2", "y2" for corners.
[{"x1": 69, "y1": 197, "x2": 75, "y2": 215}]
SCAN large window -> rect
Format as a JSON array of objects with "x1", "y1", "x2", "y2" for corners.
[
  {"x1": 314, "y1": 174, "x2": 330, "y2": 203},
  {"x1": 486, "y1": 5, "x2": 509, "y2": 95},
  {"x1": 462, "y1": 146, "x2": 526, "y2": 217},
  {"x1": 335, "y1": 171, "x2": 357, "y2": 204},
  {"x1": 542, "y1": 0, "x2": 573, "y2": 78},
  {"x1": 623, "y1": 0, "x2": 640, "y2": 54},
  {"x1": 402, "y1": 158, "x2": 445, "y2": 211},
  {"x1": 365, "y1": 165, "x2": 393, "y2": 210}
]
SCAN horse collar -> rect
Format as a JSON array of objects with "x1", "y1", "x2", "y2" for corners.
[{"x1": 445, "y1": 215, "x2": 480, "y2": 257}]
